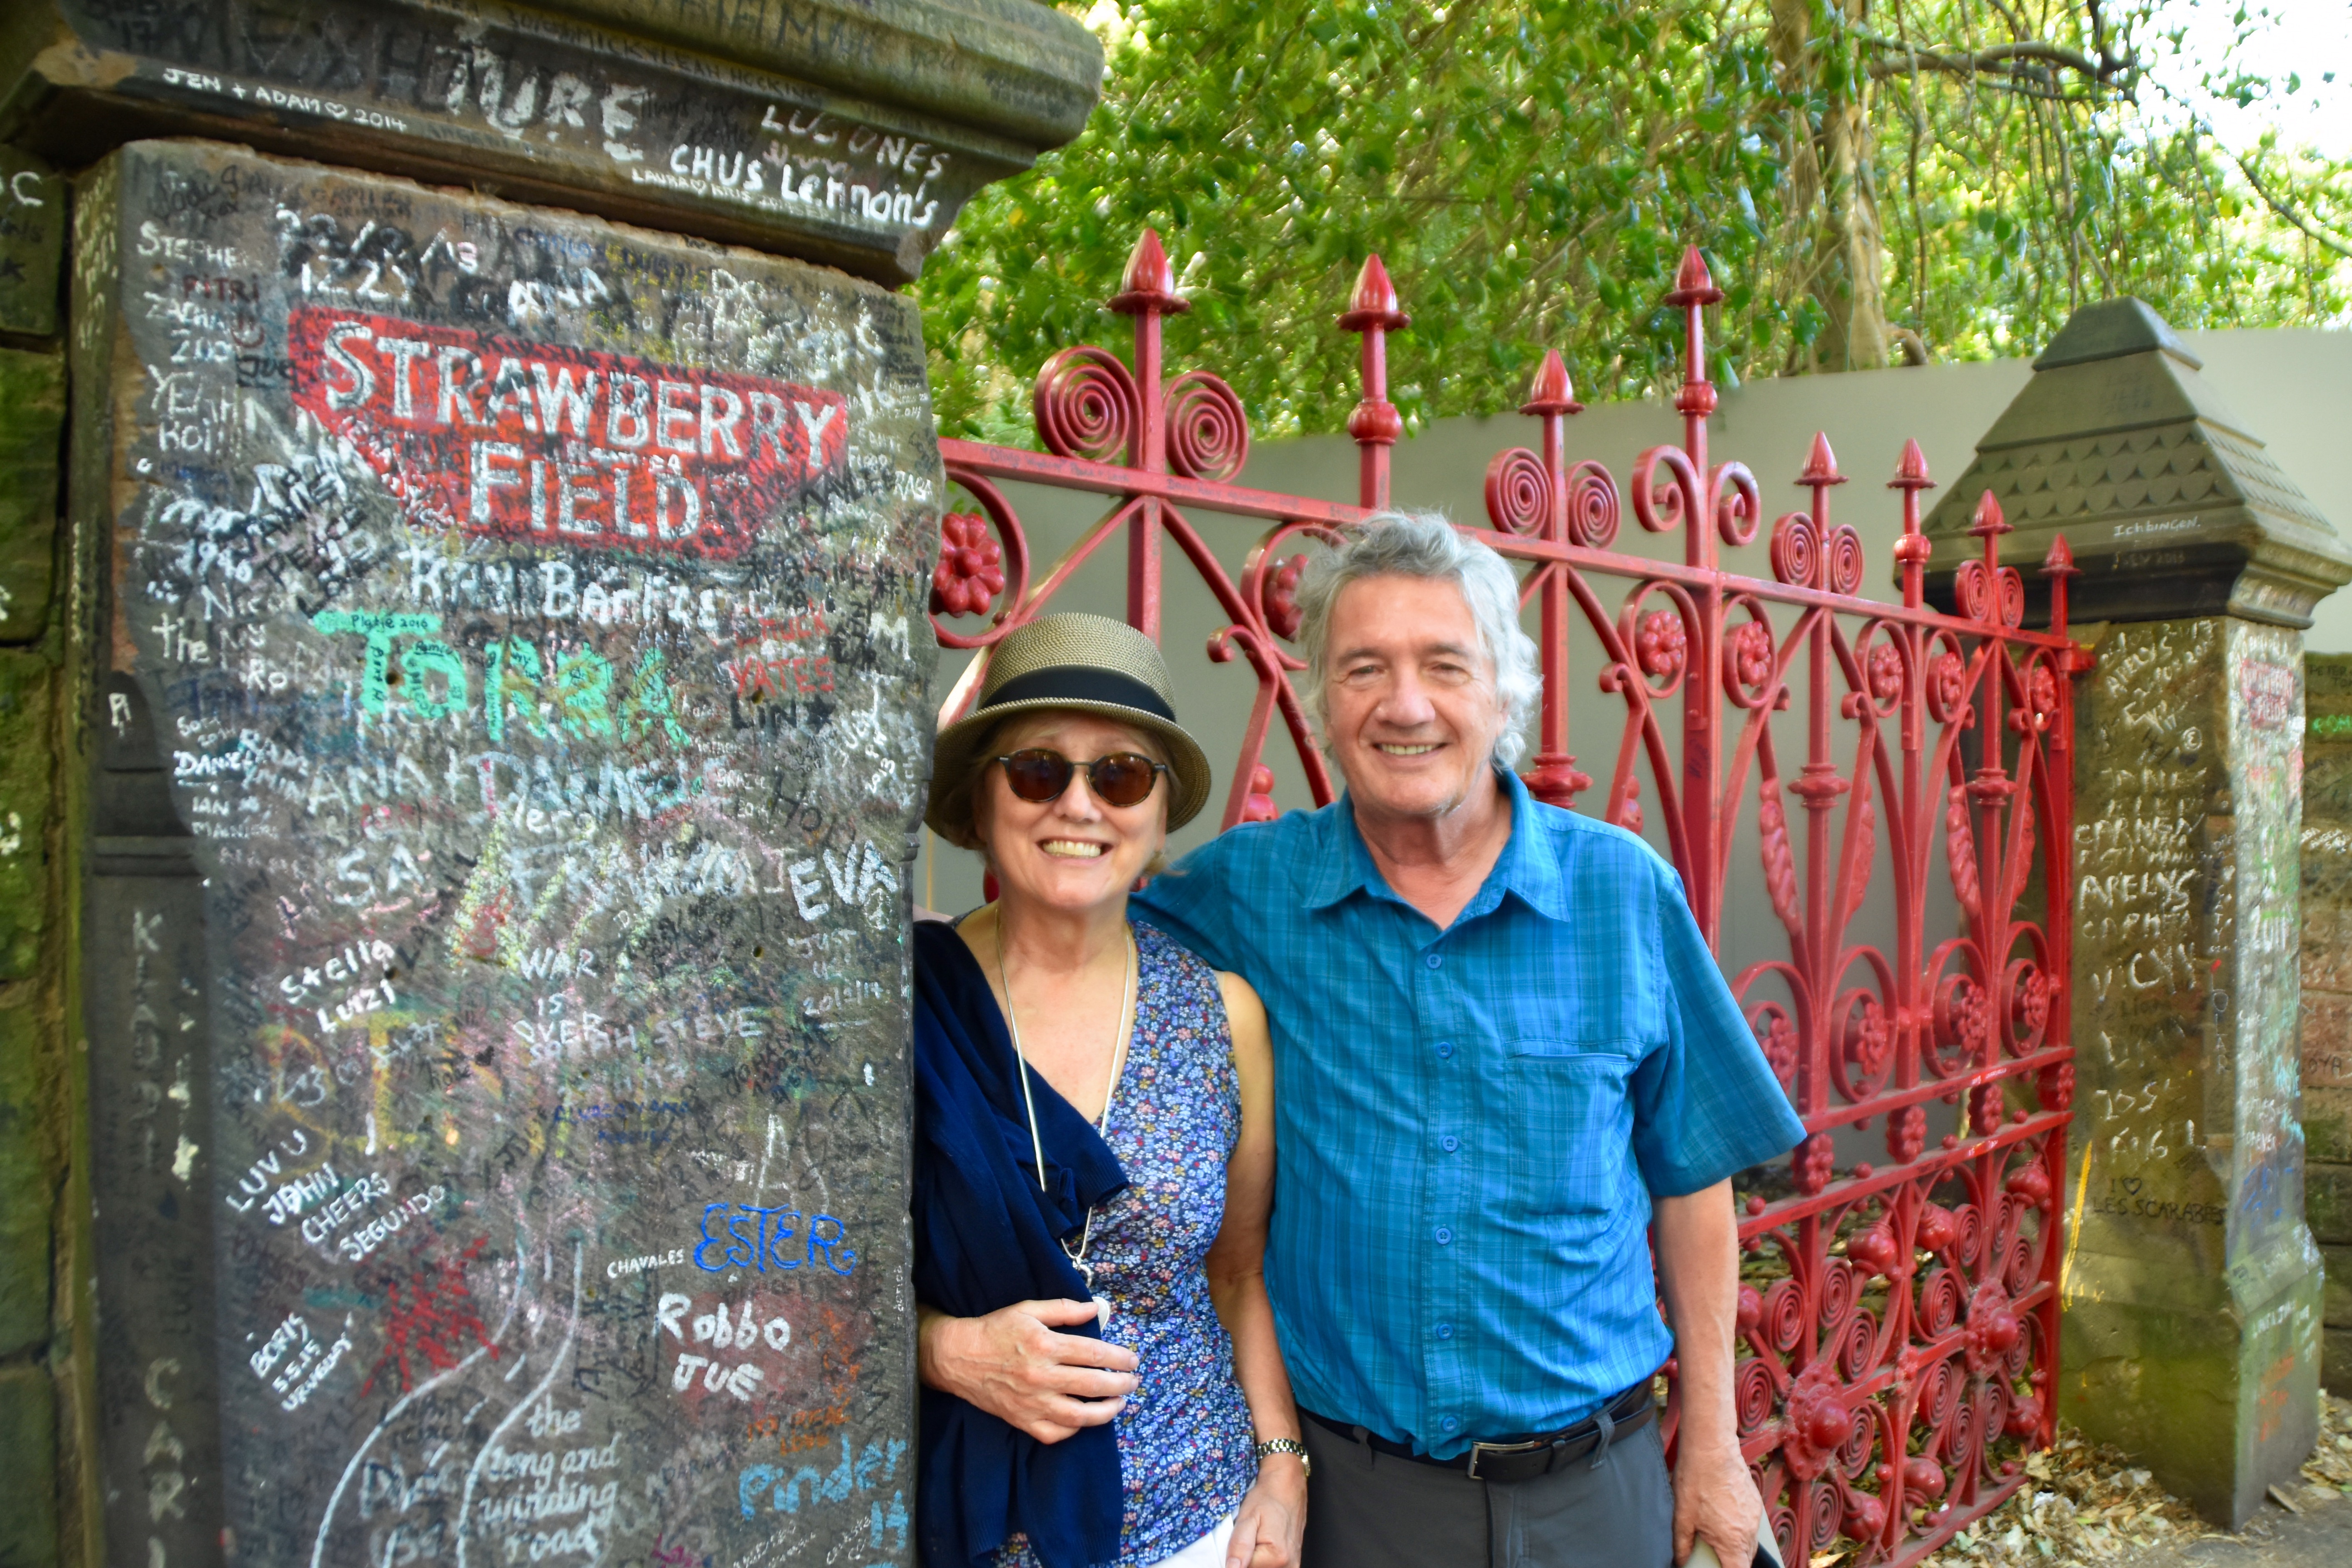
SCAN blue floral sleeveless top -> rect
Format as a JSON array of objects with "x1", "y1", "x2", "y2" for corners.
[{"x1": 996, "y1": 921, "x2": 1257, "y2": 1568}]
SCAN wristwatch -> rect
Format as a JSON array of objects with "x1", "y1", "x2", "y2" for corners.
[{"x1": 1254, "y1": 1437, "x2": 1311, "y2": 1475}]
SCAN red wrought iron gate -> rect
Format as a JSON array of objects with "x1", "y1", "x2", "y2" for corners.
[{"x1": 928, "y1": 233, "x2": 2083, "y2": 1567}]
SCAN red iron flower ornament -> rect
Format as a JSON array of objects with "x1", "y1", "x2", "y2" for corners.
[{"x1": 931, "y1": 512, "x2": 1005, "y2": 618}]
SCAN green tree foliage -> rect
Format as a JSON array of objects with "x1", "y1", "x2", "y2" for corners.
[{"x1": 919, "y1": 0, "x2": 2350, "y2": 445}]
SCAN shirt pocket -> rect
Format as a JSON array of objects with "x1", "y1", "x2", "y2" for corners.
[{"x1": 1500, "y1": 1041, "x2": 1638, "y2": 1217}]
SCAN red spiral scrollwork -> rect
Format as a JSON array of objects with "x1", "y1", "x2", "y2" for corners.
[
  {"x1": 1484, "y1": 447, "x2": 1549, "y2": 536},
  {"x1": 1824, "y1": 524, "x2": 1865, "y2": 595},
  {"x1": 1770, "y1": 513, "x2": 1819, "y2": 587},
  {"x1": 1165, "y1": 370, "x2": 1251, "y2": 481},
  {"x1": 1565, "y1": 459, "x2": 1621, "y2": 547},
  {"x1": 1033, "y1": 345, "x2": 1139, "y2": 463}
]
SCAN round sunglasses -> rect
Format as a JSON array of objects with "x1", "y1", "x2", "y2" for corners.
[{"x1": 992, "y1": 748, "x2": 1168, "y2": 809}]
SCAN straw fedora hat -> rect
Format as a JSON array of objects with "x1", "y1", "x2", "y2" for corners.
[{"x1": 927, "y1": 613, "x2": 1213, "y2": 845}]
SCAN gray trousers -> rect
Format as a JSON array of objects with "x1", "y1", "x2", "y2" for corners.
[{"x1": 1299, "y1": 1414, "x2": 1676, "y2": 1568}]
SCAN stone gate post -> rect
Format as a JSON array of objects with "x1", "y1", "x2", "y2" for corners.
[
  {"x1": 2299, "y1": 657, "x2": 2352, "y2": 1398},
  {"x1": 1924, "y1": 298, "x2": 2352, "y2": 1527},
  {"x1": 0, "y1": 5, "x2": 1102, "y2": 1564}
]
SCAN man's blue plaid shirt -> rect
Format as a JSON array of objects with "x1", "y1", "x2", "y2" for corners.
[{"x1": 1130, "y1": 769, "x2": 1806, "y2": 1460}]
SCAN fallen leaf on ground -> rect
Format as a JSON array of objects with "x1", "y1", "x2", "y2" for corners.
[{"x1": 1916, "y1": 1390, "x2": 2352, "y2": 1565}]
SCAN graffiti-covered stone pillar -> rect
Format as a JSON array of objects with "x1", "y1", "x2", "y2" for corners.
[
  {"x1": 2300, "y1": 655, "x2": 2352, "y2": 1395},
  {"x1": 1925, "y1": 298, "x2": 2352, "y2": 1528},
  {"x1": 1, "y1": 3, "x2": 1102, "y2": 1565}
]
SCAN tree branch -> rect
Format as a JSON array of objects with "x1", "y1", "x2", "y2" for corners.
[
  {"x1": 2144, "y1": 77, "x2": 2352, "y2": 262},
  {"x1": 1864, "y1": 40, "x2": 2107, "y2": 83},
  {"x1": 2219, "y1": 142, "x2": 2352, "y2": 261}
]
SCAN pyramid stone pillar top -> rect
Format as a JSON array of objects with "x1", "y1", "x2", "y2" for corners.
[
  {"x1": 1922, "y1": 298, "x2": 2352, "y2": 628},
  {"x1": 0, "y1": 0, "x2": 1102, "y2": 283}
]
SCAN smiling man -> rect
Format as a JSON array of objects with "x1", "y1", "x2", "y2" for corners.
[{"x1": 1131, "y1": 513, "x2": 1805, "y2": 1568}]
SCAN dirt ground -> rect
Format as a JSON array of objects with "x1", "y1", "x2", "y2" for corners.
[{"x1": 1900, "y1": 1391, "x2": 2352, "y2": 1568}]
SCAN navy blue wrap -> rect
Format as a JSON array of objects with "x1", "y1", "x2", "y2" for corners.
[{"x1": 912, "y1": 920, "x2": 1129, "y2": 1568}]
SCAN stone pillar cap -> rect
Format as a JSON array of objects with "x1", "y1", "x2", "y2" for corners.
[
  {"x1": 2031, "y1": 296, "x2": 2199, "y2": 371},
  {"x1": 1922, "y1": 296, "x2": 2352, "y2": 628},
  {"x1": 0, "y1": 0, "x2": 1103, "y2": 283}
]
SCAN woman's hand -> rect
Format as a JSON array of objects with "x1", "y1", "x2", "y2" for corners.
[
  {"x1": 1224, "y1": 1455, "x2": 1307, "y2": 1568},
  {"x1": 917, "y1": 1299, "x2": 1138, "y2": 1444}
]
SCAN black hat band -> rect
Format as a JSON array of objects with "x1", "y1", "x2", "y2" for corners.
[{"x1": 979, "y1": 666, "x2": 1177, "y2": 722}]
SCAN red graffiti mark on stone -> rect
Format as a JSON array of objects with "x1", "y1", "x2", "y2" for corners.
[
  {"x1": 363, "y1": 1234, "x2": 494, "y2": 1394},
  {"x1": 2242, "y1": 659, "x2": 2294, "y2": 729},
  {"x1": 728, "y1": 605, "x2": 837, "y2": 699},
  {"x1": 288, "y1": 308, "x2": 849, "y2": 560}
]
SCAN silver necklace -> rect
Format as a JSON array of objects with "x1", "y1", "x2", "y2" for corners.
[{"x1": 999, "y1": 922, "x2": 1136, "y2": 1331}]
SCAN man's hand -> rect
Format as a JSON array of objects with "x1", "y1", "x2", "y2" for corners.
[
  {"x1": 917, "y1": 1299, "x2": 1138, "y2": 1443},
  {"x1": 1673, "y1": 1433, "x2": 1762, "y2": 1566},
  {"x1": 1223, "y1": 1453, "x2": 1306, "y2": 1568},
  {"x1": 1653, "y1": 1180, "x2": 1759, "y2": 1566}
]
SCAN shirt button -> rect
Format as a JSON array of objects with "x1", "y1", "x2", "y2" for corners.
[
  {"x1": 1436, "y1": 1042, "x2": 1455, "y2": 1060},
  {"x1": 1441, "y1": 1416, "x2": 1460, "y2": 1433},
  {"x1": 1436, "y1": 1323, "x2": 1454, "y2": 1340},
  {"x1": 1442, "y1": 1135, "x2": 1459, "y2": 1152},
  {"x1": 1424, "y1": 952, "x2": 1444, "y2": 969},
  {"x1": 1435, "y1": 1226, "x2": 1453, "y2": 1245}
]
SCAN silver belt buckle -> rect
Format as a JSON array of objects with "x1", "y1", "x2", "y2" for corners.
[{"x1": 1463, "y1": 1437, "x2": 1540, "y2": 1482}]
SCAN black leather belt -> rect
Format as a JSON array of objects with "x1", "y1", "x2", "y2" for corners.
[{"x1": 1304, "y1": 1379, "x2": 1658, "y2": 1485}]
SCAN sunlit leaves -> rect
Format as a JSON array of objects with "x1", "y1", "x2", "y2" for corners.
[{"x1": 919, "y1": 0, "x2": 2349, "y2": 446}]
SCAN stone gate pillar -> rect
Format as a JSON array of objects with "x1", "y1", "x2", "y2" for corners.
[
  {"x1": 2299, "y1": 656, "x2": 2352, "y2": 1395},
  {"x1": 1924, "y1": 299, "x2": 2352, "y2": 1528},
  {"x1": 0, "y1": 5, "x2": 1102, "y2": 1565}
]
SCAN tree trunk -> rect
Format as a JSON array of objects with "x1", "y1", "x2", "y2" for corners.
[
  {"x1": 1817, "y1": 86, "x2": 1890, "y2": 371},
  {"x1": 1772, "y1": 0, "x2": 1891, "y2": 372}
]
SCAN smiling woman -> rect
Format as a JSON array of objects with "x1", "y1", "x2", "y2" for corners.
[{"x1": 907, "y1": 614, "x2": 1309, "y2": 1568}]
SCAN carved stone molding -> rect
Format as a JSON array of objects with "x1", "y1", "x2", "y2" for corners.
[{"x1": 1923, "y1": 298, "x2": 2352, "y2": 629}]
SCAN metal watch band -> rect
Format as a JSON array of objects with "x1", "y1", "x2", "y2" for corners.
[{"x1": 1254, "y1": 1437, "x2": 1311, "y2": 1475}]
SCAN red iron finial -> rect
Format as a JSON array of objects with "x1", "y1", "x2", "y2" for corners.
[
  {"x1": 1109, "y1": 228, "x2": 1188, "y2": 316},
  {"x1": 1798, "y1": 432, "x2": 1847, "y2": 487},
  {"x1": 1667, "y1": 246, "x2": 1720, "y2": 421},
  {"x1": 1891, "y1": 441, "x2": 1935, "y2": 585},
  {"x1": 1337, "y1": 253, "x2": 1410, "y2": 332},
  {"x1": 1520, "y1": 350, "x2": 1583, "y2": 417},
  {"x1": 1889, "y1": 438, "x2": 1935, "y2": 492},
  {"x1": 1966, "y1": 489, "x2": 2011, "y2": 539},
  {"x1": 1664, "y1": 245, "x2": 1723, "y2": 307},
  {"x1": 2043, "y1": 533, "x2": 2080, "y2": 642}
]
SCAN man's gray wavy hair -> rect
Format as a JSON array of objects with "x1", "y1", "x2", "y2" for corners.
[{"x1": 1295, "y1": 511, "x2": 1540, "y2": 768}]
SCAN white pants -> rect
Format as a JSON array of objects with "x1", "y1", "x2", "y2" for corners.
[{"x1": 1155, "y1": 1514, "x2": 1237, "y2": 1568}]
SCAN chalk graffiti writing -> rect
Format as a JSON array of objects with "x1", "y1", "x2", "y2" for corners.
[
  {"x1": 289, "y1": 309, "x2": 848, "y2": 558},
  {"x1": 694, "y1": 1205, "x2": 858, "y2": 1276},
  {"x1": 736, "y1": 1437, "x2": 907, "y2": 1519},
  {"x1": 340, "y1": 1187, "x2": 447, "y2": 1262},
  {"x1": 262, "y1": 1163, "x2": 342, "y2": 1225},
  {"x1": 225, "y1": 1126, "x2": 315, "y2": 1214},
  {"x1": 250, "y1": 1310, "x2": 355, "y2": 1410},
  {"x1": 300, "y1": 1171, "x2": 393, "y2": 1246},
  {"x1": 308, "y1": 611, "x2": 690, "y2": 749},
  {"x1": 606, "y1": 1249, "x2": 687, "y2": 1280}
]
